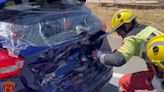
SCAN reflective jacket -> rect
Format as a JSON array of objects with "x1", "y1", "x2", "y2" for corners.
[{"x1": 100, "y1": 24, "x2": 163, "y2": 67}]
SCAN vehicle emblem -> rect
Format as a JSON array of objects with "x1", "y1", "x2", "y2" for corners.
[{"x1": 2, "y1": 81, "x2": 15, "y2": 92}]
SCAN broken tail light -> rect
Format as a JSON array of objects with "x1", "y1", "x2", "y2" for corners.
[{"x1": 0, "y1": 48, "x2": 24, "y2": 79}]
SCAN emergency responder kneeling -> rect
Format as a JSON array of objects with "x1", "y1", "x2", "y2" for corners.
[{"x1": 92, "y1": 9, "x2": 163, "y2": 92}]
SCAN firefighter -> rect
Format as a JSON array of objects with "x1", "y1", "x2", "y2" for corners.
[
  {"x1": 146, "y1": 35, "x2": 164, "y2": 92},
  {"x1": 92, "y1": 9, "x2": 163, "y2": 92}
]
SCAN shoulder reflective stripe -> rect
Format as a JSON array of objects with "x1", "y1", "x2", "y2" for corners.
[
  {"x1": 125, "y1": 24, "x2": 146, "y2": 37},
  {"x1": 147, "y1": 41, "x2": 164, "y2": 50},
  {"x1": 140, "y1": 32, "x2": 157, "y2": 59},
  {"x1": 147, "y1": 32, "x2": 157, "y2": 41}
]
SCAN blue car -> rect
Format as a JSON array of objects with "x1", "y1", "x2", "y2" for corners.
[{"x1": 0, "y1": 1, "x2": 113, "y2": 92}]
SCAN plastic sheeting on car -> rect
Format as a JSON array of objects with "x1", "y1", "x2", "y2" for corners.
[{"x1": 0, "y1": 5, "x2": 104, "y2": 56}]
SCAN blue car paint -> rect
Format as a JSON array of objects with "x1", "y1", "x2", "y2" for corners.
[
  {"x1": 0, "y1": 3, "x2": 112, "y2": 92},
  {"x1": 0, "y1": 81, "x2": 2, "y2": 92},
  {"x1": 0, "y1": 0, "x2": 6, "y2": 4},
  {"x1": 55, "y1": 51, "x2": 79, "y2": 79}
]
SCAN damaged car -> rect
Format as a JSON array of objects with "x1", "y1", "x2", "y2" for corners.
[{"x1": 0, "y1": 0, "x2": 113, "y2": 92}]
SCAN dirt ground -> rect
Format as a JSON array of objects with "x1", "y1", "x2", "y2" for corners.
[{"x1": 86, "y1": 4, "x2": 164, "y2": 32}]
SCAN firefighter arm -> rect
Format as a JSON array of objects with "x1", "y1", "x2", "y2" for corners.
[
  {"x1": 99, "y1": 37, "x2": 137, "y2": 67},
  {"x1": 99, "y1": 51, "x2": 126, "y2": 67}
]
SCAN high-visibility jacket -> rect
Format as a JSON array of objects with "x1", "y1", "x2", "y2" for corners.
[
  {"x1": 118, "y1": 24, "x2": 163, "y2": 62},
  {"x1": 100, "y1": 24, "x2": 163, "y2": 67}
]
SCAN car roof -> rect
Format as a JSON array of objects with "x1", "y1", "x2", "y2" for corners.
[{"x1": 0, "y1": 0, "x2": 84, "y2": 9}]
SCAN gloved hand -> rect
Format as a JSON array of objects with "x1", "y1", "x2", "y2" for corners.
[
  {"x1": 92, "y1": 50, "x2": 113, "y2": 68},
  {"x1": 92, "y1": 50, "x2": 103, "y2": 61}
]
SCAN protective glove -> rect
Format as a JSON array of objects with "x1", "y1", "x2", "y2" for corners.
[
  {"x1": 92, "y1": 50, "x2": 102, "y2": 60},
  {"x1": 92, "y1": 48, "x2": 127, "y2": 67},
  {"x1": 92, "y1": 50, "x2": 107, "y2": 65},
  {"x1": 92, "y1": 50, "x2": 114, "y2": 69}
]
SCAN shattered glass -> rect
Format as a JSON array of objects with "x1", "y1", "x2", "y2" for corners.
[{"x1": 0, "y1": 6, "x2": 103, "y2": 55}]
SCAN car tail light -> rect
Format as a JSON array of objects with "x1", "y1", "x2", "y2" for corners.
[{"x1": 0, "y1": 48, "x2": 24, "y2": 79}]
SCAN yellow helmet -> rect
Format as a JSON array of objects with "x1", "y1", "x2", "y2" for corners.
[
  {"x1": 146, "y1": 35, "x2": 164, "y2": 70},
  {"x1": 111, "y1": 9, "x2": 136, "y2": 32}
]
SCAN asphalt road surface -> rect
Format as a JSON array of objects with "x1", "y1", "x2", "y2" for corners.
[{"x1": 100, "y1": 35, "x2": 157, "y2": 92}]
